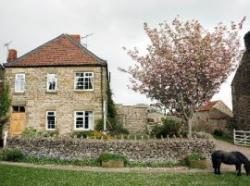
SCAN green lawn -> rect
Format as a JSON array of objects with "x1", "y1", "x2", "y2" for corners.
[{"x1": 1, "y1": 164, "x2": 250, "y2": 186}]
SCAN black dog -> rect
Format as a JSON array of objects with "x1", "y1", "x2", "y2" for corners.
[{"x1": 212, "y1": 150, "x2": 250, "y2": 176}]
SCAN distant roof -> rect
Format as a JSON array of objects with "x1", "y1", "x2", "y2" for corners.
[
  {"x1": 198, "y1": 101, "x2": 219, "y2": 112},
  {"x1": 4, "y1": 34, "x2": 107, "y2": 68},
  {"x1": 198, "y1": 100, "x2": 233, "y2": 117}
]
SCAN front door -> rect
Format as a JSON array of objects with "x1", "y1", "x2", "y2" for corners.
[{"x1": 10, "y1": 106, "x2": 26, "y2": 136}]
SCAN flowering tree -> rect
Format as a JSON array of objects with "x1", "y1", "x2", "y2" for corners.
[{"x1": 122, "y1": 17, "x2": 245, "y2": 137}]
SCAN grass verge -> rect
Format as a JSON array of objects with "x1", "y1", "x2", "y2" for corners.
[{"x1": 1, "y1": 164, "x2": 250, "y2": 186}]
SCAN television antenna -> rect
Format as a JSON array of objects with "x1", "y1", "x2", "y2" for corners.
[
  {"x1": 81, "y1": 33, "x2": 93, "y2": 48},
  {"x1": 4, "y1": 41, "x2": 12, "y2": 50}
]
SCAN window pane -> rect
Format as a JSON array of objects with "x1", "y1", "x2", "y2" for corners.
[
  {"x1": 47, "y1": 112, "x2": 56, "y2": 129},
  {"x1": 76, "y1": 112, "x2": 83, "y2": 116},
  {"x1": 15, "y1": 74, "x2": 25, "y2": 92},
  {"x1": 75, "y1": 72, "x2": 93, "y2": 90},
  {"x1": 47, "y1": 74, "x2": 57, "y2": 91}
]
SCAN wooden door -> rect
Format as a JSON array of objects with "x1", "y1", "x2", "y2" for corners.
[{"x1": 10, "y1": 112, "x2": 26, "y2": 136}]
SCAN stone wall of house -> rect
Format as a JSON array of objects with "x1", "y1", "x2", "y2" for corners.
[
  {"x1": 7, "y1": 137, "x2": 215, "y2": 162},
  {"x1": 116, "y1": 104, "x2": 149, "y2": 133},
  {"x1": 232, "y1": 34, "x2": 250, "y2": 130},
  {"x1": 4, "y1": 66, "x2": 107, "y2": 135},
  {"x1": 190, "y1": 110, "x2": 230, "y2": 133}
]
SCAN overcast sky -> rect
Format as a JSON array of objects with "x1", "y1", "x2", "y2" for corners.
[{"x1": 0, "y1": 0, "x2": 249, "y2": 109}]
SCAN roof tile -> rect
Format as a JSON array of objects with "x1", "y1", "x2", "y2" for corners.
[{"x1": 4, "y1": 34, "x2": 106, "y2": 67}]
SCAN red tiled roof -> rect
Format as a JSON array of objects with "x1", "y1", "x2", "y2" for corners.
[
  {"x1": 4, "y1": 34, "x2": 106, "y2": 67},
  {"x1": 198, "y1": 101, "x2": 219, "y2": 112}
]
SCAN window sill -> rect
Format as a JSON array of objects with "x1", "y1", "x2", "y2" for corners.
[
  {"x1": 74, "y1": 89, "x2": 94, "y2": 92},
  {"x1": 13, "y1": 92, "x2": 25, "y2": 95},
  {"x1": 46, "y1": 129, "x2": 56, "y2": 131},
  {"x1": 73, "y1": 129, "x2": 91, "y2": 131}
]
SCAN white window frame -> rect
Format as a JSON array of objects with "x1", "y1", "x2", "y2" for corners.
[
  {"x1": 74, "y1": 111, "x2": 94, "y2": 131},
  {"x1": 15, "y1": 73, "x2": 26, "y2": 93},
  {"x1": 74, "y1": 72, "x2": 94, "y2": 91},
  {"x1": 46, "y1": 73, "x2": 58, "y2": 92},
  {"x1": 46, "y1": 111, "x2": 56, "y2": 131}
]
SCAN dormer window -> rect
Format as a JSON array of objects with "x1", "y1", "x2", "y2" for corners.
[
  {"x1": 74, "y1": 72, "x2": 94, "y2": 91},
  {"x1": 47, "y1": 74, "x2": 57, "y2": 92}
]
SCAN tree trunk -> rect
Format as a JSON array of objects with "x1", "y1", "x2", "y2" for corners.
[{"x1": 188, "y1": 119, "x2": 192, "y2": 138}]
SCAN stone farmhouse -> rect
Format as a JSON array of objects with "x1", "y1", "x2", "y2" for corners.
[
  {"x1": 190, "y1": 101, "x2": 233, "y2": 132},
  {"x1": 232, "y1": 32, "x2": 250, "y2": 130},
  {"x1": 3, "y1": 34, "x2": 108, "y2": 136}
]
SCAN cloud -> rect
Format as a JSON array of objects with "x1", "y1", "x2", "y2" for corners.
[{"x1": 0, "y1": 0, "x2": 249, "y2": 108}]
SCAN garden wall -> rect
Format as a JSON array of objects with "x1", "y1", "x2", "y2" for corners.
[{"x1": 7, "y1": 137, "x2": 215, "y2": 162}]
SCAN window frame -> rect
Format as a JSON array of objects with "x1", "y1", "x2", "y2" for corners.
[
  {"x1": 46, "y1": 73, "x2": 58, "y2": 92},
  {"x1": 15, "y1": 73, "x2": 26, "y2": 93},
  {"x1": 74, "y1": 72, "x2": 94, "y2": 91},
  {"x1": 74, "y1": 111, "x2": 94, "y2": 131},
  {"x1": 46, "y1": 111, "x2": 56, "y2": 131}
]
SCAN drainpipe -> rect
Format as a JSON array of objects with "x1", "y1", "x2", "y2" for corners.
[{"x1": 101, "y1": 66, "x2": 107, "y2": 132}]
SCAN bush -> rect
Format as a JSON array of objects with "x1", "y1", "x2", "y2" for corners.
[
  {"x1": 22, "y1": 128, "x2": 58, "y2": 138},
  {"x1": 96, "y1": 119, "x2": 129, "y2": 135},
  {"x1": 71, "y1": 130, "x2": 112, "y2": 140},
  {"x1": 213, "y1": 129, "x2": 223, "y2": 137},
  {"x1": 95, "y1": 119, "x2": 104, "y2": 131},
  {"x1": 151, "y1": 118, "x2": 181, "y2": 138},
  {"x1": 0, "y1": 148, "x2": 24, "y2": 162},
  {"x1": 71, "y1": 131, "x2": 93, "y2": 138},
  {"x1": 184, "y1": 152, "x2": 205, "y2": 167},
  {"x1": 0, "y1": 84, "x2": 11, "y2": 118},
  {"x1": 97, "y1": 152, "x2": 128, "y2": 166}
]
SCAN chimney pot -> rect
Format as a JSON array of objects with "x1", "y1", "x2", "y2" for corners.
[
  {"x1": 7, "y1": 49, "x2": 17, "y2": 62},
  {"x1": 70, "y1": 34, "x2": 80, "y2": 43}
]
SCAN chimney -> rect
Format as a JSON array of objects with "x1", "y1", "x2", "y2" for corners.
[
  {"x1": 70, "y1": 34, "x2": 80, "y2": 43},
  {"x1": 7, "y1": 49, "x2": 17, "y2": 62}
]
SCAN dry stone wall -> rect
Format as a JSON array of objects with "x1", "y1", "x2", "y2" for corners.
[{"x1": 7, "y1": 137, "x2": 215, "y2": 162}]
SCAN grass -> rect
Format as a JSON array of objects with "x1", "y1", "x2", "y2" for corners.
[
  {"x1": 1, "y1": 164, "x2": 250, "y2": 186},
  {"x1": 213, "y1": 134, "x2": 234, "y2": 144},
  {"x1": 22, "y1": 156, "x2": 180, "y2": 168}
]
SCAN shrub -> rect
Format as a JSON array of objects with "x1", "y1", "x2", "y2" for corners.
[
  {"x1": 213, "y1": 129, "x2": 224, "y2": 137},
  {"x1": 0, "y1": 148, "x2": 24, "y2": 162},
  {"x1": 151, "y1": 118, "x2": 181, "y2": 138},
  {"x1": 71, "y1": 131, "x2": 92, "y2": 138},
  {"x1": 22, "y1": 128, "x2": 39, "y2": 138},
  {"x1": 0, "y1": 84, "x2": 11, "y2": 118},
  {"x1": 95, "y1": 119, "x2": 129, "y2": 135},
  {"x1": 185, "y1": 152, "x2": 205, "y2": 166},
  {"x1": 71, "y1": 130, "x2": 112, "y2": 140},
  {"x1": 22, "y1": 128, "x2": 58, "y2": 138},
  {"x1": 95, "y1": 119, "x2": 104, "y2": 131},
  {"x1": 97, "y1": 152, "x2": 128, "y2": 166}
]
